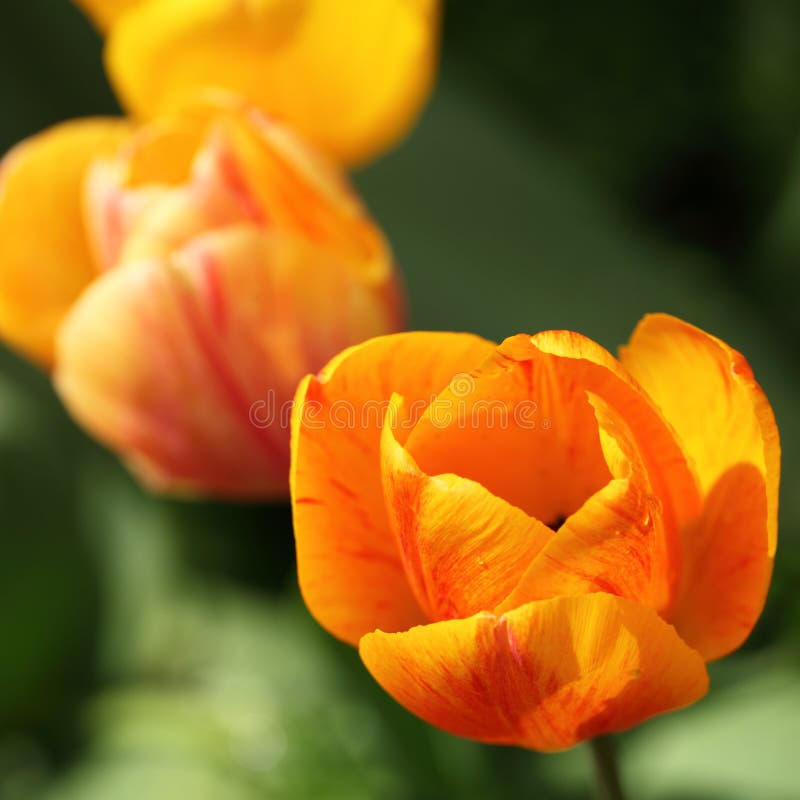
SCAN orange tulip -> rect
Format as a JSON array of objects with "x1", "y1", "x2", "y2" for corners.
[
  {"x1": 0, "y1": 95, "x2": 403, "y2": 498},
  {"x1": 291, "y1": 316, "x2": 779, "y2": 751}
]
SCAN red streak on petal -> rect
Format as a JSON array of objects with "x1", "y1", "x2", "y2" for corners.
[
  {"x1": 295, "y1": 496, "x2": 325, "y2": 506},
  {"x1": 197, "y1": 248, "x2": 227, "y2": 331},
  {"x1": 174, "y1": 273, "x2": 287, "y2": 468},
  {"x1": 329, "y1": 478, "x2": 359, "y2": 501},
  {"x1": 215, "y1": 145, "x2": 268, "y2": 226}
]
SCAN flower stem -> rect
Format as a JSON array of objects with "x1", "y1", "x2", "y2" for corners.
[{"x1": 588, "y1": 736, "x2": 626, "y2": 800}]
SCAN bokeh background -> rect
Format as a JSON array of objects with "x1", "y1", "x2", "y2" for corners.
[{"x1": 2, "y1": 2, "x2": 800, "y2": 798}]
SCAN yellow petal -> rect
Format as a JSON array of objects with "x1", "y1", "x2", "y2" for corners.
[
  {"x1": 620, "y1": 313, "x2": 780, "y2": 556},
  {"x1": 0, "y1": 119, "x2": 130, "y2": 367},
  {"x1": 360, "y1": 593, "x2": 708, "y2": 752},
  {"x1": 105, "y1": 0, "x2": 441, "y2": 165},
  {"x1": 291, "y1": 331, "x2": 496, "y2": 645}
]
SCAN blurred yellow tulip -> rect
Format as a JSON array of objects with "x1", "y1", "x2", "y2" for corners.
[
  {"x1": 0, "y1": 119, "x2": 131, "y2": 366},
  {"x1": 0, "y1": 95, "x2": 404, "y2": 498},
  {"x1": 75, "y1": 0, "x2": 441, "y2": 166}
]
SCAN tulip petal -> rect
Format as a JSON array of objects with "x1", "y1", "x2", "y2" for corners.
[
  {"x1": 56, "y1": 227, "x2": 397, "y2": 498},
  {"x1": 620, "y1": 313, "x2": 779, "y2": 556},
  {"x1": 86, "y1": 101, "x2": 386, "y2": 272},
  {"x1": 94, "y1": 127, "x2": 261, "y2": 270},
  {"x1": 0, "y1": 118, "x2": 130, "y2": 366},
  {"x1": 405, "y1": 332, "x2": 699, "y2": 565},
  {"x1": 381, "y1": 395, "x2": 553, "y2": 620},
  {"x1": 189, "y1": 105, "x2": 388, "y2": 265},
  {"x1": 84, "y1": 114, "x2": 232, "y2": 270},
  {"x1": 85, "y1": 159, "x2": 169, "y2": 271},
  {"x1": 528, "y1": 330, "x2": 702, "y2": 531},
  {"x1": 499, "y1": 393, "x2": 672, "y2": 613},
  {"x1": 671, "y1": 463, "x2": 771, "y2": 661},
  {"x1": 291, "y1": 332, "x2": 496, "y2": 645},
  {"x1": 404, "y1": 334, "x2": 612, "y2": 527},
  {"x1": 360, "y1": 593, "x2": 708, "y2": 752},
  {"x1": 106, "y1": 0, "x2": 441, "y2": 165}
]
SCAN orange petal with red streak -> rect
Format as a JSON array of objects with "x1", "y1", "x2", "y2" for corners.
[
  {"x1": 291, "y1": 331, "x2": 496, "y2": 645},
  {"x1": 529, "y1": 329, "x2": 702, "y2": 531},
  {"x1": 671, "y1": 463, "x2": 772, "y2": 661},
  {"x1": 404, "y1": 332, "x2": 698, "y2": 609},
  {"x1": 360, "y1": 593, "x2": 708, "y2": 752},
  {"x1": 381, "y1": 394, "x2": 552, "y2": 620},
  {"x1": 620, "y1": 313, "x2": 779, "y2": 556},
  {"x1": 498, "y1": 392, "x2": 672, "y2": 613},
  {"x1": 404, "y1": 334, "x2": 614, "y2": 527}
]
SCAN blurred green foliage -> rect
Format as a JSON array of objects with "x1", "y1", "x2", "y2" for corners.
[{"x1": 1, "y1": 1, "x2": 800, "y2": 799}]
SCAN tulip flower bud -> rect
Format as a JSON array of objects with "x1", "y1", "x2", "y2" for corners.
[{"x1": 0, "y1": 95, "x2": 404, "y2": 498}]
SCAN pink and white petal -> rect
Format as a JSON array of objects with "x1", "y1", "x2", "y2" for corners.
[{"x1": 56, "y1": 226, "x2": 396, "y2": 499}]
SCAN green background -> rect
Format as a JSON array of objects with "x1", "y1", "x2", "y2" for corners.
[{"x1": 1, "y1": 2, "x2": 799, "y2": 798}]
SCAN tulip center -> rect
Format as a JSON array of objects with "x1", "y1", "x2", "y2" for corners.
[{"x1": 403, "y1": 345, "x2": 614, "y2": 527}]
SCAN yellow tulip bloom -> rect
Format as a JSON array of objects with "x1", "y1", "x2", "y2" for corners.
[{"x1": 75, "y1": 0, "x2": 441, "y2": 166}]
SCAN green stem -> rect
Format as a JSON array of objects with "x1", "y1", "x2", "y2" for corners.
[{"x1": 588, "y1": 737, "x2": 626, "y2": 800}]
